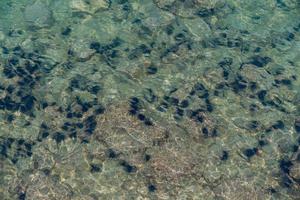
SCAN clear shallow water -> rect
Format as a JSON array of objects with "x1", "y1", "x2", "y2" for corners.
[{"x1": 0, "y1": 0, "x2": 299, "y2": 199}]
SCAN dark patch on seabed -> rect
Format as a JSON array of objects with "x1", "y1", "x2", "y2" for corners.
[{"x1": 0, "y1": 0, "x2": 300, "y2": 199}]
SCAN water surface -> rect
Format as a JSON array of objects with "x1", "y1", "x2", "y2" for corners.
[{"x1": 0, "y1": 0, "x2": 300, "y2": 199}]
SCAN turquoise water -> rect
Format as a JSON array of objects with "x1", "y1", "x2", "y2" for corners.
[{"x1": 0, "y1": 0, "x2": 300, "y2": 199}]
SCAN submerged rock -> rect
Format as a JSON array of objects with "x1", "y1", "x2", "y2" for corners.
[
  {"x1": 182, "y1": 17, "x2": 211, "y2": 40},
  {"x1": 70, "y1": 40, "x2": 95, "y2": 62},
  {"x1": 141, "y1": 1, "x2": 175, "y2": 28},
  {"x1": 24, "y1": 1, "x2": 53, "y2": 28},
  {"x1": 290, "y1": 162, "x2": 300, "y2": 182},
  {"x1": 239, "y1": 64, "x2": 274, "y2": 90},
  {"x1": 70, "y1": 0, "x2": 110, "y2": 14}
]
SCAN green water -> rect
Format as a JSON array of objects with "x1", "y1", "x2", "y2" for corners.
[{"x1": 0, "y1": 0, "x2": 300, "y2": 199}]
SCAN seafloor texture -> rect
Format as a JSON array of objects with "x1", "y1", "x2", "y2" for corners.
[{"x1": 0, "y1": 0, "x2": 300, "y2": 199}]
